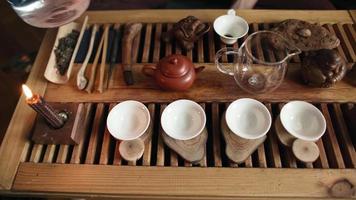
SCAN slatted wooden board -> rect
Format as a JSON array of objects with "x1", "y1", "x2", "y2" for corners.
[
  {"x1": 21, "y1": 102, "x2": 356, "y2": 169},
  {"x1": 0, "y1": 10, "x2": 355, "y2": 199}
]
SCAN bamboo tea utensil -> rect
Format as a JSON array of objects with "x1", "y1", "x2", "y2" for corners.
[
  {"x1": 85, "y1": 26, "x2": 105, "y2": 93},
  {"x1": 122, "y1": 23, "x2": 142, "y2": 85},
  {"x1": 77, "y1": 24, "x2": 97, "y2": 90},
  {"x1": 106, "y1": 24, "x2": 121, "y2": 89},
  {"x1": 97, "y1": 24, "x2": 110, "y2": 93}
]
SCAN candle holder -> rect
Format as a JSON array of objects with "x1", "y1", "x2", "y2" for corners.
[{"x1": 31, "y1": 103, "x2": 86, "y2": 145}]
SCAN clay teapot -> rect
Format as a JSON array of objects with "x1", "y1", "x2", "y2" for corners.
[{"x1": 142, "y1": 54, "x2": 204, "y2": 91}]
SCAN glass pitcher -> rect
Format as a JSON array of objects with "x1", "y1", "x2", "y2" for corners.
[
  {"x1": 7, "y1": 0, "x2": 90, "y2": 28},
  {"x1": 216, "y1": 31, "x2": 301, "y2": 94}
]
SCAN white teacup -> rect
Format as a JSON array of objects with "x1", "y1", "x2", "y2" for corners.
[
  {"x1": 161, "y1": 99, "x2": 206, "y2": 140},
  {"x1": 107, "y1": 100, "x2": 150, "y2": 141},
  {"x1": 213, "y1": 9, "x2": 249, "y2": 45},
  {"x1": 280, "y1": 101, "x2": 326, "y2": 141},
  {"x1": 226, "y1": 98, "x2": 271, "y2": 140}
]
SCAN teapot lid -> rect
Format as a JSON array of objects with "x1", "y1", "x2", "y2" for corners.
[{"x1": 158, "y1": 54, "x2": 191, "y2": 78}]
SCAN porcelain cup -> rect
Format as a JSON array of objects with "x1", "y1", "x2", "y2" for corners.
[
  {"x1": 213, "y1": 9, "x2": 249, "y2": 44},
  {"x1": 280, "y1": 101, "x2": 326, "y2": 141},
  {"x1": 225, "y1": 98, "x2": 271, "y2": 140},
  {"x1": 107, "y1": 100, "x2": 150, "y2": 141},
  {"x1": 161, "y1": 99, "x2": 206, "y2": 140}
]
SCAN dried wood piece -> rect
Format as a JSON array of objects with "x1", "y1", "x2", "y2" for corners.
[
  {"x1": 292, "y1": 139, "x2": 319, "y2": 163},
  {"x1": 162, "y1": 129, "x2": 208, "y2": 163},
  {"x1": 275, "y1": 115, "x2": 295, "y2": 147},
  {"x1": 119, "y1": 139, "x2": 145, "y2": 162},
  {"x1": 122, "y1": 23, "x2": 142, "y2": 85},
  {"x1": 221, "y1": 113, "x2": 266, "y2": 164},
  {"x1": 271, "y1": 19, "x2": 340, "y2": 51}
]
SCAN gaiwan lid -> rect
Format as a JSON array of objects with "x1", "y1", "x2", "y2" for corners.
[{"x1": 158, "y1": 54, "x2": 192, "y2": 78}]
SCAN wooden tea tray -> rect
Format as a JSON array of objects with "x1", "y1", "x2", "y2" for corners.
[{"x1": 0, "y1": 10, "x2": 356, "y2": 199}]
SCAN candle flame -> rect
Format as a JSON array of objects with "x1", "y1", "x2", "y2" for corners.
[{"x1": 22, "y1": 84, "x2": 33, "y2": 99}]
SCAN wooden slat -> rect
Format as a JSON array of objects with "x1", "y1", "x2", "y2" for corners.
[
  {"x1": 132, "y1": 25, "x2": 142, "y2": 62},
  {"x1": 245, "y1": 155, "x2": 253, "y2": 168},
  {"x1": 113, "y1": 140, "x2": 122, "y2": 165},
  {"x1": 211, "y1": 103, "x2": 222, "y2": 167},
  {"x1": 70, "y1": 103, "x2": 94, "y2": 164},
  {"x1": 320, "y1": 104, "x2": 345, "y2": 168},
  {"x1": 198, "y1": 103, "x2": 207, "y2": 167},
  {"x1": 170, "y1": 151, "x2": 179, "y2": 167},
  {"x1": 85, "y1": 103, "x2": 105, "y2": 164},
  {"x1": 344, "y1": 24, "x2": 356, "y2": 53},
  {"x1": 314, "y1": 139, "x2": 329, "y2": 169},
  {"x1": 153, "y1": 23, "x2": 162, "y2": 62},
  {"x1": 43, "y1": 144, "x2": 56, "y2": 163},
  {"x1": 324, "y1": 24, "x2": 347, "y2": 61},
  {"x1": 157, "y1": 104, "x2": 166, "y2": 166},
  {"x1": 277, "y1": 104, "x2": 297, "y2": 168},
  {"x1": 265, "y1": 103, "x2": 282, "y2": 168},
  {"x1": 0, "y1": 29, "x2": 56, "y2": 189},
  {"x1": 262, "y1": 23, "x2": 277, "y2": 63},
  {"x1": 208, "y1": 26, "x2": 215, "y2": 62},
  {"x1": 257, "y1": 140, "x2": 267, "y2": 168},
  {"x1": 197, "y1": 36, "x2": 204, "y2": 63},
  {"x1": 29, "y1": 144, "x2": 44, "y2": 163},
  {"x1": 99, "y1": 104, "x2": 115, "y2": 165},
  {"x1": 349, "y1": 10, "x2": 356, "y2": 23},
  {"x1": 56, "y1": 145, "x2": 69, "y2": 164},
  {"x1": 335, "y1": 24, "x2": 355, "y2": 62},
  {"x1": 141, "y1": 24, "x2": 152, "y2": 63},
  {"x1": 142, "y1": 104, "x2": 155, "y2": 166},
  {"x1": 252, "y1": 23, "x2": 265, "y2": 62},
  {"x1": 15, "y1": 163, "x2": 356, "y2": 198},
  {"x1": 331, "y1": 104, "x2": 356, "y2": 168},
  {"x1": 97, "y1": 24, "x2": 110, "y2": 93},
  {"x1": 80, "y1": 10, "x2": 353, "y2": 24}
]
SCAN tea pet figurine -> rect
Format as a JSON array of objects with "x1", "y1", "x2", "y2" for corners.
[
  {"x1": 301, "y1": 49, "x2": 347, "y2": 88},
  {"x1": 142, "y1": 54, "x2": 204, "y2": 91},
  {"x1": 162, "y1": 16, "x2": 210, "y2": 50}
]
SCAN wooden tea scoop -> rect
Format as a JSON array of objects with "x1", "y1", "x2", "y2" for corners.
[
  {"x1": 122, "y1": 23, "x2": 142, "y2": 85},
  {"x1": 119, "y1": 139, "x2": 145, "y2": 161},
  {"x1": 275, "y1": 115, "x2": 295, "y2": 147},
  {"x1": 85, "y1": 26, "x2": 106, "y2": 93},
  {"x1": 77, "y1": 24, "x2": 98, "y2": 90},
  {"x1": 97, "y1": 24, "x2": 110, "y2": 93},
  {"x1": 292, "y1": 139, "x2": 320, "y2": 163}
]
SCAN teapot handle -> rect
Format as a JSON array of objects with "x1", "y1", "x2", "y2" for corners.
[
  {"x1": 142, "y1": 65, "x2": 157, "y2": 77},
  {"x1": 215, "y1": 47, "x2": 239, "y2": 76}
]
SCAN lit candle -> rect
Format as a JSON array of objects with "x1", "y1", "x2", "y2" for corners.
[{"x1": 22, "y1": 84, "x2": 65, "y2": 129}]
